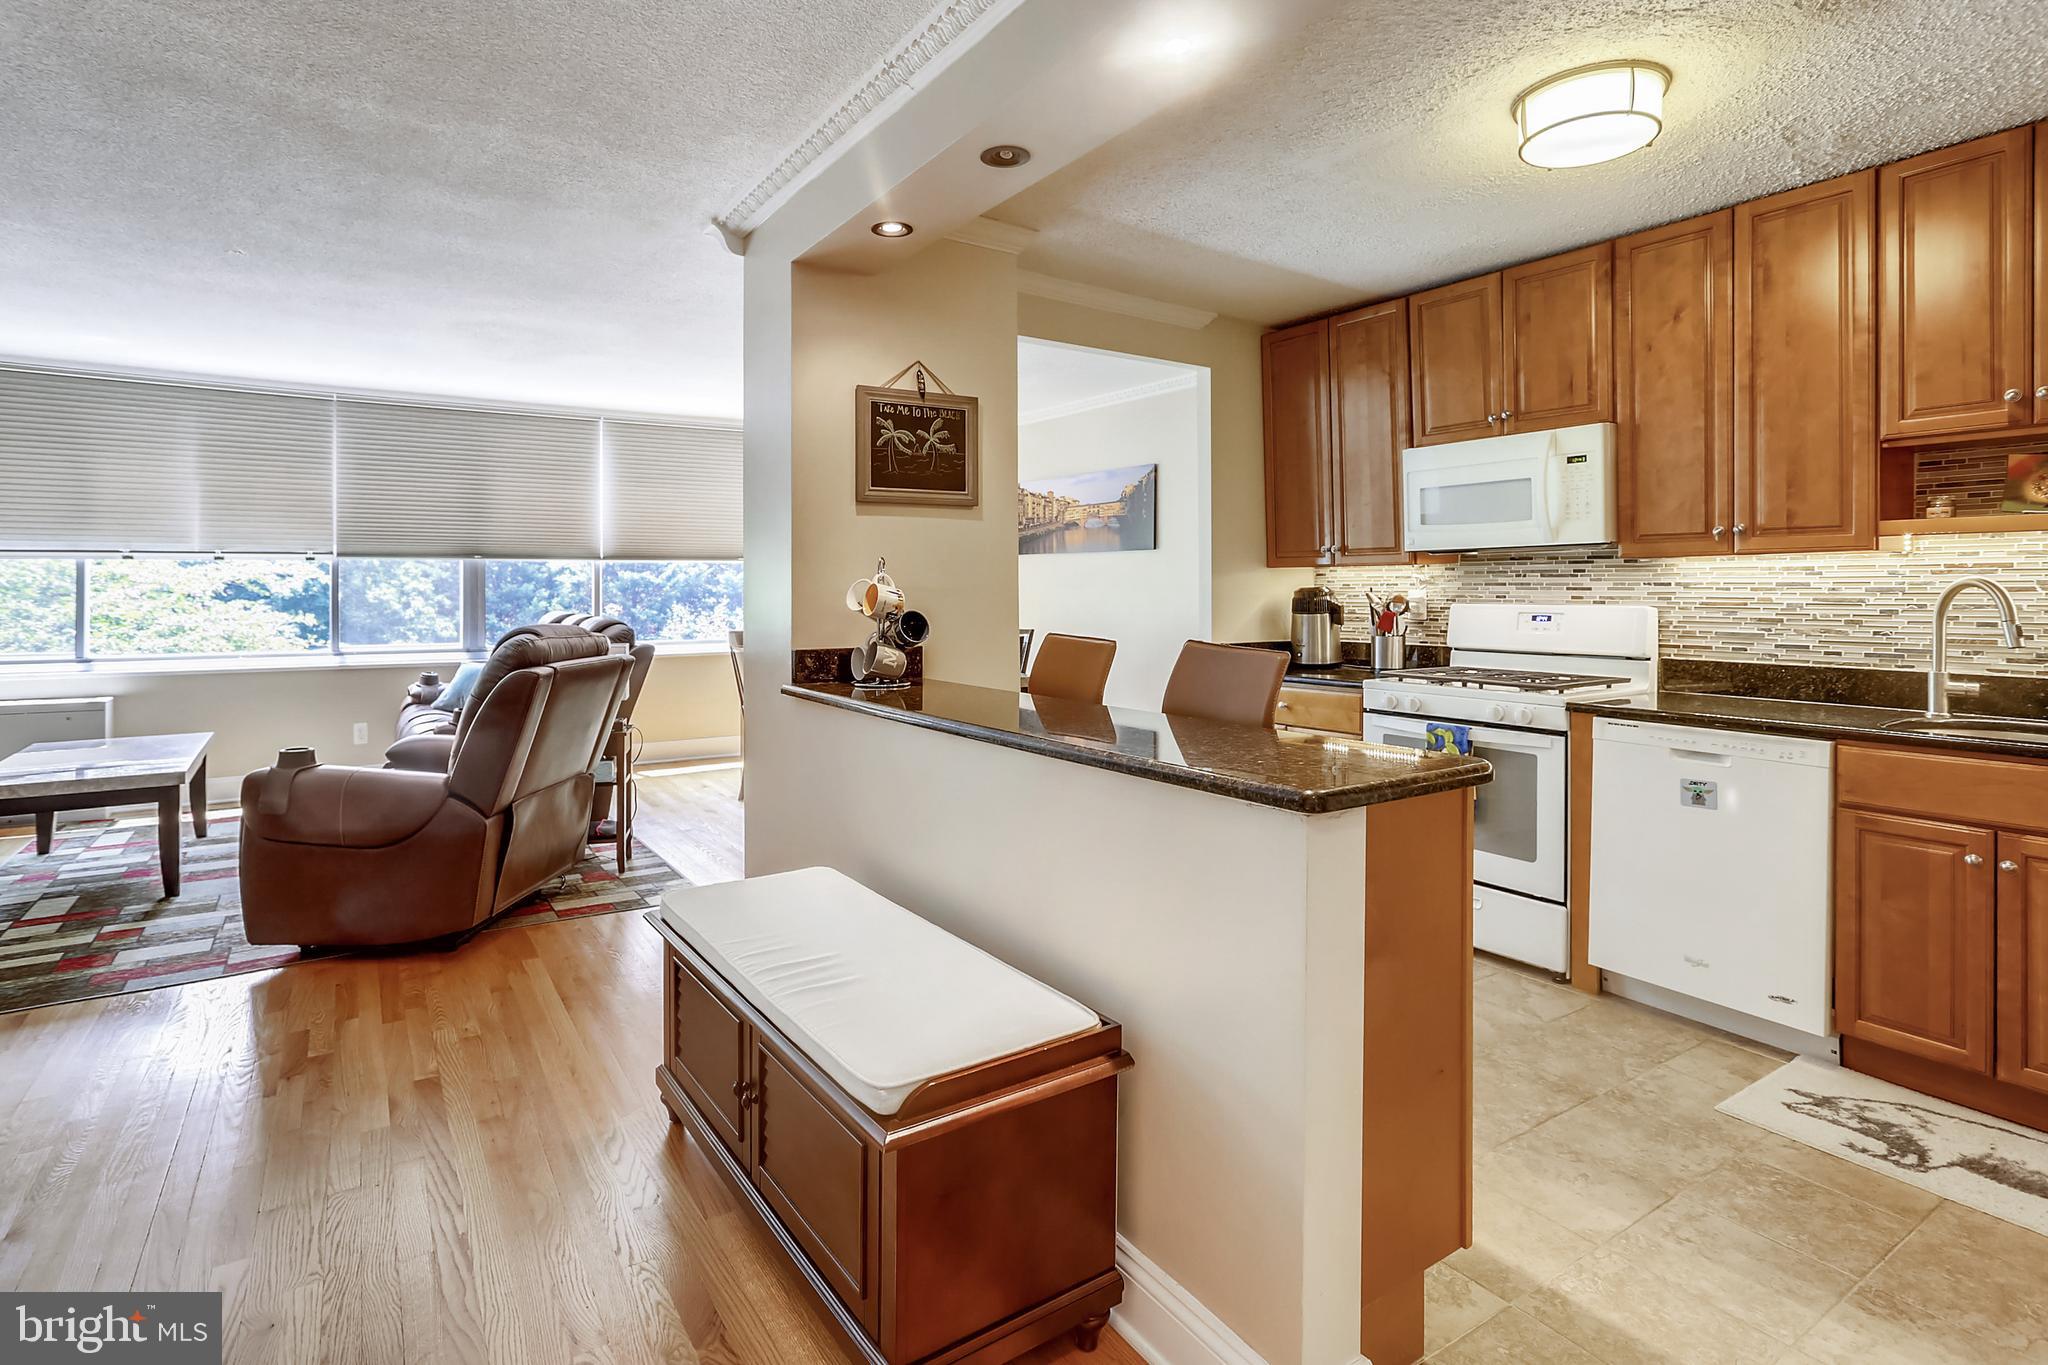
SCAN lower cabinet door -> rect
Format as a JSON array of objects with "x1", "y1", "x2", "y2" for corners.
[
  {"x1": 750, "y1": 1044, "x2": 875, "y2": 1326},
  {"x1": 1835, "y1": 810, "x2": 1996, "y2": 1073},
  {"x1": 1997, "y1": 833, "x2": 2048, "y2": 1097},
  {"x1": 668, "y1": 954, "x2": 748, "y2": 1163}
]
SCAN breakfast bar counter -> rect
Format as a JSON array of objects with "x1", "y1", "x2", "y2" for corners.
[
  {"x1": 759, "y1": 676, "x2": 1489, "y2": 1365},
  {"x1": 783, "y1": 678, "x2": 1491, "y2": 812}
]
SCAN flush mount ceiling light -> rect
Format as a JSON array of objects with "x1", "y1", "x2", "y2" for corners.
[
  {"x1": 1513, "y1": 60, "x2": 1671, "y2": 169},
  {"x1": 979, "y1": 144, "x2": 1031, "y2": 168},
  {"x1": 870, "y1": 220, "x2": 914, "y2": 238}
]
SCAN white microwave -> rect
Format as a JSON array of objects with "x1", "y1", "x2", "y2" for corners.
[{"x1": 1401, "y1": 422, "x2": 1617, "y2": 552}]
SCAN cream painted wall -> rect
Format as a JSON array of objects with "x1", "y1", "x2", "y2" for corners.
[
  {"x1": 1019, "y1": 382, "x2": 1207, "y2": 709},
  {"x1": 790, "y1": 240, "x2": 1021, "y2": 689},
  {"x1": 1018, "y1": 294, "x2": 1312, "y2": 646},
  {"x1": 0, "y1": 651, "x2": 739, "y2": 793}
]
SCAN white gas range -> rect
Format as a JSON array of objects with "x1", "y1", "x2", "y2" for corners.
[{"x1": 1364, "y1": 604, "x2": 1659, "y2": 976}]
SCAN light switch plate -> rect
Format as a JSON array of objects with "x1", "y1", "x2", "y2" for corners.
[{"x1": 352, "y1": 722, "x2": 369, "y2": 745}]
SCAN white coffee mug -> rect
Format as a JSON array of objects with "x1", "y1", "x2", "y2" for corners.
[{"x1": 845, "y1": 570, "x2": 904, "y2": 618}]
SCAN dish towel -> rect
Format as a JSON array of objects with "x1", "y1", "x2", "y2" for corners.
[{"x1": 1424, "y1": 722, "x2": 1474, "y2": 756}]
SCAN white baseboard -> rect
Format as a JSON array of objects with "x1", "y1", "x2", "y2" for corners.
[
  {"x1": 639, "y1": 736, "x2": 740, "y2": 763},
  {"x1": 1602, "y1": 971, "x2": 1839, "y2": 1060},
  {"x1": 1111, "y1": 1236, "x2": 1269, "y2": 1365}
]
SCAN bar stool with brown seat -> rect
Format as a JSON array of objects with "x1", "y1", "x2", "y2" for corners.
[
  {"x1": 1159, "y1": 640, "x2": 1289, "y2": 727},
  {"x1": 1025, "y1": 632, "x2": 1119, "y2": 704}
]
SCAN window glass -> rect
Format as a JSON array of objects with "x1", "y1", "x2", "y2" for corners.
[
  {"x1": 338, "y1": 559, "x2": 460, "y2": 649},
  {"x1": 0, "y1": 559, "x2": 77, "y2": 657},
  {"x1": 86, "y1": 557, "x2": 330, "y2": 656},
  {"x1": 601, "y1": 561, "x2": 743, "y2": 643},
  {"x1": 484, "y1": 560, "x2": 593, "y2": 643}
]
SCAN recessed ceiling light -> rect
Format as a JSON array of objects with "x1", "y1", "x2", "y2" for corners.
[
  {"x1": 979, "y1": 145, "x2": 1032, "y2": 168},
  {"x1": 1513, "y1": 61, "x2": 1671, "y2": 169},
  {"x1": 870, "y1": 220, "x2": 914, "y2": 238}
]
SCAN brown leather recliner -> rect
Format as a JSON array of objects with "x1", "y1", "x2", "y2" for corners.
[
  {"x1": 388, "y1": 614, "x2": 656, "y2": 772},
  {"x1": 240, "y1": 625, "x2": 632, "y2": 947}
]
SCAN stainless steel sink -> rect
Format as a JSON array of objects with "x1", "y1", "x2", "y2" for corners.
[{"x1": 1880, "y1": 714, "x2": 2048, "y2": 744}]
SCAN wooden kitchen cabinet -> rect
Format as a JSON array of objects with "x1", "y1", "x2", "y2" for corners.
[
  {"x1": 1409, "y1": 272, "x2": 1503, "y2": 446},
  {"x1": 1834, "y1": 808, "x2": 1997, "y2": 1075},
  {"x1": 2036, "y1": 119, "x2": 2048, "y2": 426},
  {"x1": 1502, "y1": 243, "x2": 1613, "y2": 433},
  {"x1": 1879, "y1": 126, "x2": 2033, "y2": 440},
  {"x1": 1835, "y1": 742, "x2": 2048, "y2": 1131},
  {"x1": 1997, "y1": 832, "x2": 2048, "y2": 1097},
  {"x1": 1614, "y1": 211, "x2": 1734, "y2": 558},
  {"x1": 1733, "y1": 169, "x2": 1878, "y2": 553},
  {"x1": 1328, "y1": 298, "x2": 1411, "y2": 562},
  {"x1": 1409, "y1": 249, "x2": 1611, "y2": 447},
  {"x1": 1262, "y1": 317, "x2": 1333, "y2": 566}
]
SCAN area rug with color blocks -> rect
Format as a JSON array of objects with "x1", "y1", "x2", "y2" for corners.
[{"x1": 0, "y1": 810, "x2": 690, "y2": 1014}]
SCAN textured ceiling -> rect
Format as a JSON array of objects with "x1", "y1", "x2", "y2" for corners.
[
  {"x1": 0, "y1": 0, "x2": 938, "y2": 416},
  {"x1": 1018, "y1": 338, "x2": 1194, "y2": 423},
  {"x1": 993, "y1": 0, "x2": 2048, "y2": 326}
]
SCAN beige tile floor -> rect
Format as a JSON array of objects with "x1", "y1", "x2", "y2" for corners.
[{"x1": 1427, "y1": 955, "x2": 2048, "y2": 1364}]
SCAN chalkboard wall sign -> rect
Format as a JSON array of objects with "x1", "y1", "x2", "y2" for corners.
[{"x1": 855, "y1": 383, "x2": 980, "y2": 507}]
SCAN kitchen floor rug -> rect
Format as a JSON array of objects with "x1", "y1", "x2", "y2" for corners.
[
  {"x1": 0, "y1": 810, "x2": 689, "y2": 1014},
  {"x1": 1719, "y1": 1054, "x2": 2048, "y2": 1236}
]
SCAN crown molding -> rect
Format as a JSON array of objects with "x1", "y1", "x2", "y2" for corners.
[
  {"x1": 713, "y1": 0, "x2": 1012, "y2": 244},
  {"x1": 944, "y1": 216, "x2": 1039, "y2": 255},
  {"x1": 1020, "y1": 370, "x2": 1198, "y2": 426},
  {"x1": 1017, "y1": 271, "x2": 1218, "y2": 330}
]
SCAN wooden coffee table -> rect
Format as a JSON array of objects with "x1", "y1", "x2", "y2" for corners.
[{"x1": 0, "y1": 732, "x2": 213, "y2": 896}]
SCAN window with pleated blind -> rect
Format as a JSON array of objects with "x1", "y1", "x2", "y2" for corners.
[
  {"x1": 0, "y1": 365, "x2": 743, "y2": 660},
  {"x1": 0, "y1": 366, "x2": 333, "y2": 554},
  {"x1": 0, "y1": 365, "x2": 743, "y2": 561},
  {"x1": 335, "y1": 399, "x2": 602, "y2": 558},
  {"x1": 602, "y1": 419, "x2": 743, "y2": 559}
]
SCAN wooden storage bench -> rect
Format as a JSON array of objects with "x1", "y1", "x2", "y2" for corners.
[{"x1": 649, "y1": 866, "x2": 1132, "y2": 1364}]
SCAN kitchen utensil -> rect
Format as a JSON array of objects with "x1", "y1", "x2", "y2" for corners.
[{"x1": 1371, "y1": 634, "x2": 1405, "y2": 670}]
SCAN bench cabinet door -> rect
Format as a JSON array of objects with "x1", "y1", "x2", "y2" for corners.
[
  {"x1": 750, "y1": 1041, "x2": 876, "y2": 1330},
  {"x1": 667, "y1": 953, "x2": 749, "y2": 1163}
]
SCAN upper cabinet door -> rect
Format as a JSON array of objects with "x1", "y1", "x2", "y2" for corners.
[
  {"x1": 1328, "y1": 299, "x2": 1410, "y2": 563},
  {"x1": 1880, "y1": 127, "x2": 2033, "y2": 440},
  {"x1": 1835, "y1": 809, "x2": 1996, "y2": 1075},
  {"x1": 2036, "y1": 121, "x2": 2048, "y2": 426},
  {"x1": 1615, "y1": 212, "x2": 1734, "y2": 558},
  {"x1": 1262, "y1": 318, "x2": 1332, "y2": 567},
  {"x1": 1996, "y1": 832, "x2": 2048, "y2": 1098},
  {"x1": 1502, "y1": 243, "x2": 1614, "y2": 434},
  {"x1": 1409, "y1": 273, "x2": 1503, "y2": 446},
  {"x1": 1733, "y1": 169, "x2": 1878, "y2": 554}
]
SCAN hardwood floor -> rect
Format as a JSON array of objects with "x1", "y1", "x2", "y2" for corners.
[{"x1": 0, "y1": 766, "x2": 1140, "y2": 1365}]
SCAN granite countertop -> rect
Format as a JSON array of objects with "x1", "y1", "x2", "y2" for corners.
[
  {"x1": 783, "y1": 679, "x2": 1491, "y2": 814},
  {"x1": 1570, "y1": 660, "x2": 2048, "y2": 761}
]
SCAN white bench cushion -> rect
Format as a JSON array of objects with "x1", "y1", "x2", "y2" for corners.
[{"x1": 659, "y1": 867, "x2": 1100, "y2": 1116}]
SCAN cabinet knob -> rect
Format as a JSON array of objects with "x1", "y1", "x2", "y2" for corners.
[
  {"x1": 1965, "y1": 853, "x2": 1985, "y2": 866},
  {"x1": 1711, "y1": 525, "x2": 1725, "y2": 539},
  {"x1": 2037, "y1": 385, "x2": 2048, "y2": 400},
  {"x1": 2000, "y1": 859, "x2": 2020, "y2": 873},
  {"x1": 1733, "y1": 523, "x2": 1748, "y2": 535},
  {"x1": 2005, "y1": 388, "x2": 2024, "y2": 402},
  {"x1": 1500, "y1": 409, "x2": 1513, "y2": 421}
]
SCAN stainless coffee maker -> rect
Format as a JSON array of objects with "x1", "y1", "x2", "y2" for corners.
[{"x1": 1288, "y1": 587, "x2": 1343, "y2": 667}]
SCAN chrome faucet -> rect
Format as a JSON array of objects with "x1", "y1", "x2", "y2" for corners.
[{"x1": 1927, "y1": 577, "x2": 2026, "y2": 717}]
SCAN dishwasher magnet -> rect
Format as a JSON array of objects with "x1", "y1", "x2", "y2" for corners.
[{"x1": 1681, "y1": 778, "x2": 1719, "y2": 810}]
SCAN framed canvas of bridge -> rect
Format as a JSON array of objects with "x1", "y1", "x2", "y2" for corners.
[
  {"x1": 856, "y1": 384, "x2": 980, "y2": 507},
  {"x1": 1018, "y1": 463, "x2": 1158, "y2": 555}
]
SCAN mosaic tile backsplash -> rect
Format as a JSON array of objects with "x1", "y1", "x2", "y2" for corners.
[{"x1": 1321, "y1": 532, "x2": 2048, "y2": 677}]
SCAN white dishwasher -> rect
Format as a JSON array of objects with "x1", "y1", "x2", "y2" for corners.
[{"x1": 1589, "y1": 717, "x2": 1834, "y2": 1040}]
